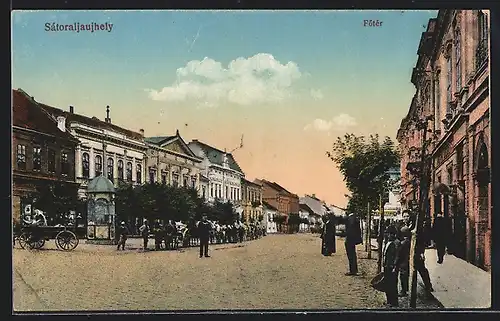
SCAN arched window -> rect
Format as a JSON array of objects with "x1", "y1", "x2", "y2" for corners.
[
  {"x1": 136, "y1": 164, "x2": 142, "y2": 184},
  {"x1": 117, "y1": 160, "x2": 124, "y2": 181},
  {"x1": 126, "y1": 162, "x2": 132, "y2": 182},
  {"x1": 95, "y1": 155, "x2": 102, "y2": 177},
  {"x1": 107, "y1": 158, "x2": 114, "y2": 181},
  {"x1": 477, "y1": 11, "x2": 489, "y2": 68},
  {"x1": 477, "y1": 142, "x2": 488, "y2": 170},
  {"x1": 82, "y1": 153, "x2": 90, "y2": 178},
  {"x1": 455, "y1": 28, "x2": 461, "y2": 91}
]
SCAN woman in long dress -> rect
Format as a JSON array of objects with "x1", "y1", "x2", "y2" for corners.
[{"x1": 321, "y1": 215, "x2": 337, "y2": 256}]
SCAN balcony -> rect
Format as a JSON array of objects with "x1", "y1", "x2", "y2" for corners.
[{"x1": 476, "y1": 41, "x2": 488, "y2": 70}]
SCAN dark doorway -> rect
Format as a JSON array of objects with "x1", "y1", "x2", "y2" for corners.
[{"x1": 475, "y1": 140, "x2": 490, "y2": 270}]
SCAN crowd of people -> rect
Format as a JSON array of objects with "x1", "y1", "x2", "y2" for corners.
[
  {"x1": 116, "y1": 215, "x2": 266, "y2": 257},
  {"x1": 320, "y1": 210, "x2": 452, "y2": 308}
]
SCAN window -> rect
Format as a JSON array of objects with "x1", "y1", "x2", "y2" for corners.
[
  {"x1": 447, "y1": 166, "x2": 453, "y2": 185},
  {"x1": 455, "y1": 29, "x2": 462, "y2": 91},
  {"x1": 126, "y1": 162, "x2": 133, "y2": 182},
  {"x1": 456, "y1": 144, "x2": 464, "y2": 179},
  {"x1": 161, "y1": 172, "x2": 167, "y2": 184},
  {"x1": 47, "y1": 149, "x2": 56, "y2": 172},
  {"x1": 191, "y1": 177, "x2": 196, "y2": 188},
  {"x1": 33, "y1": 146, "x2": 42, "y2": 171},
  {"x1": 149, "y1": 168, "x2": 155, "y2": 183},
  {"x1": 117, "y1": 160, "x2": 124, "y2": 180},
  {"x1": 61, "y1": 152, "x2": 69, "y2": 175},
  {"x1": 95, "y1": 155, "x2": 102, "y2": 177},
  {"x1": 202, "y1": 186, "x2": 206, "y2": 198},
  {"x1": 16, "y1": 144, "x2": 26, "y2": 170},
  {"x1": 435, "y1": 71, "x2": 441, "y2": 128},
  {"x1": 107, "y1": 158, "x2": 114, "y2": 181},
  {"x1": 82, "y1": 153, "x2": 90, "y2": 178},
  {"x1": 477, "y1": 11, "x2": 489, "y2": 68},
  {"x1": 226, "y1": 186, "x2": 229, "y2": 199},
  {"x1": 210, "y1": 184, "x2": 214, "y2": 197},
  {"x1": 446, "y1": 55, "x2": 452, "y2": 112},
  {"x1": 183, "y1": 175, "x2": 188, "y2": 187},
  {"x1": 173, "y1": 174, "x2": 179, "y2": 187},
  {"x1": 136, "y1": 164, "x2": 142, "y2": 184}
]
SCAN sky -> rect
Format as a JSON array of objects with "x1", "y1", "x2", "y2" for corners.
[{"x1": 12, "y1": 10, "x2": 438, "y2": 207}]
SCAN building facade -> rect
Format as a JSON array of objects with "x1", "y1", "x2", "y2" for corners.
[
  {"x1": 187, "y1": 140, "x2": 245, "y2": 217},
  {"x1": 263, "y1": 201, "x2": 278, "y2": 234},
  {"x1": 397, "y1": 10, "x2": 490, "y2": 271},
  {"x1": 41, "y1": 104, "x2": 148, "y2": 198},
  {"x1": 257, "y1": 179, "x2": 300, "y2": 217},
  {"x1": 12, "y1": 89, "x2": 80, "y2": 224},
  {"x1": 144, "y1": 130, "x2": 202, "y2": 189},
  {"x1": 241, "y1": 178, "x2": 263, "y2": 223}
]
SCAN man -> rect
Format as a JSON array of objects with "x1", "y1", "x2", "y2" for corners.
[
  {"x1": 165, "y1": 220, "x2": 177, "y2": 249},
  {"x1": 383, "y1": 225, "x2": 400, "y2": 308},
  {"x1": 432, "y1": 212, "x2": 450, "y2": 264},
  {"x1": 117, "y1": 221, "x2": 129, "y2": 251},
  {"x1": 344, "y1": 213, "x2": 363, "y2": 275},
  {"x1": 153, "y1": 220, "x2": 163, "y2": 251},
  {"x1": 197, "y1": 215, "x2": 212, "y2": 258},
  {"x1": 139, "y1": 219, "x2": 150, "y2": 251},
  {"x1": 415, "y1": 218, "x2": 435, "y2": 293},
  {"x1": 396, "y1": 226, "x2": 411, "y2": 297},
  {"x1": 321, "y1": 214, "x2": 336, "y2": 256}
]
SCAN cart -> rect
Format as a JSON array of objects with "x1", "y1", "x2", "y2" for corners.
[{"x1": 16, "y1": 225, "x2": 79, "y2": 251}]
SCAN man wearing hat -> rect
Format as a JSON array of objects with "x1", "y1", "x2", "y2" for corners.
[
  {"x1": 139, "y1": 219, "x2": 150, "y2": 251},
  {"x1": 396, "y1": 226, "x2": 411, "y2": 297},
  {"x1": 383, "y1": 225, "x2": 400, "y2": 307},
  {"x1": 197, "y1": 214, "x2": 212, "y2": 258},
  {"x1": 117, "y1": 221, "x2": 129, "y2": 251}
]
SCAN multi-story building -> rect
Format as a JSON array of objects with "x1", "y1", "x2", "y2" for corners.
[
  {"x1": 144, "y1": 130, "x2": 202, "y2": 189},
  {"x1": 397, "y1": 10, "x2": 490, "y2": 271},
  {"x1": 257, "y1": 179, "x2": 299, "y2": 217},
  {"x1": 241, "y1": 178, "x2": 263, "y2": 223},
  {"x1": 40, "y1": 101, "x2": 148, "y2": 198},
  {"x1": 187, "y1": 140, "x2": 245, "y2": 216},
  {"x1": 12, "y1": 89, "x2": 80, "y2": 224}
]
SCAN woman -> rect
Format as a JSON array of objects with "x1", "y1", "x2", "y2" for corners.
[{"x1": 321, "y1": 215, "x2": 336, "y2": 256}]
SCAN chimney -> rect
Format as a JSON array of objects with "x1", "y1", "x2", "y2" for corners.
[
  {"x1": 176, "y1": 129, "x2": 179, "y2": 136},
  {"x1": 69, "y1": 106, "x2": 74, "y2": 114},
  {"x1": 139, "y1": 129, "x2": 144, "y2": 136},
  {"x1": 57, "y1": 116, "x2": 66, "y2": 132},
  {"x1": 105, "y1": 106, "x2": 111, "y2": 123}
]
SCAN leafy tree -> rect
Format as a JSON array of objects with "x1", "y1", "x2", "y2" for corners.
[
  {"x1": 31, "y1": 182, "x2": 80, "y2": 225},
  {"x1": 258, "y1": 214, "x2": 264, "y2": 222},
  {"x1": 326, "y1": 134, "x2": 400, "y2": 218}
]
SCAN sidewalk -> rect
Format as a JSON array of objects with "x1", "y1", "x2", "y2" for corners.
[{"x1": 419, "y1": 249, "x2": 491, "y2": 308}]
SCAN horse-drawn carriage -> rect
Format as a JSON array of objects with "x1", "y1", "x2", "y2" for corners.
[
  {"x1": 16, "y1": 225, "x2": 79, "y2": 251},
  {"x1": 15, "y1": 211, "x2": 79, "y2": 251}
]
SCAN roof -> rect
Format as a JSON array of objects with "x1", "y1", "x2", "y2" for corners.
[
  {"x1": 145, "y1": 130, "x2": 199, "y2": 159},
  {"x1": 188, "y1": 140, "x2": 243, "y2": 173},
  {"x1": 144, "y1": 136, "x2": 176, "y2": 145},
  {"x1": 262, "y1": 201, "x2": 277, "y2": 211},
  {"x1": 258, "y1": 179, "x2": 297, "y2": 197},
  {"x1": 299, "y1": 195, "x2": 326, "y2": 216},
  {"x1": 33, "y1": 94, "x2": 144, "y2": 141},
  {"x1": 13, "y1": 89, "x2": 79, "y2": 143},
  {"x1": 87, "y1": 175, "x2": 115, "y2": 193},
  {"x1": 242, "y1": 178, "x2": 262, "y2": 188}
]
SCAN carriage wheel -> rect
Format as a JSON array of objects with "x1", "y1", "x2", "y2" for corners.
[
  {"x1": 55, "y1": 230, "x2": 79, "y2": 251},
  {"x1": 17, "y1": 233, "x2": 30, "y2": 249}
]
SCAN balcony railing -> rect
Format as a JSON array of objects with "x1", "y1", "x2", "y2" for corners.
[{"x1": 476, "y1": 40, "x2": 488, "y2": 70}]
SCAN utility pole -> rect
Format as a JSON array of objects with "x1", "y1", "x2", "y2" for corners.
[
  {"x1": 377, "y1": 193, "x2": 386, "y2": 273},
  {"x1": 365, "y1": 202, "x2": 372, "y2": 257},
  {"x1": 409, "y1": 114, "x2": 433, "y2": 308}
]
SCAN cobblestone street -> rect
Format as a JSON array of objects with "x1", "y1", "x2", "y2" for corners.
[{"x1": 13, "y1": 233, "x2": 392, "y2": 311}]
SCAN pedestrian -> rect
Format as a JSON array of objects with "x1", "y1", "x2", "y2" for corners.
[
  {"x1": 344, "y1": 213, "x2": 363, "y2": 276},
  {"x1": 321, "y1": 214, "x2": 336, "y2": 256},
  {"x1": 139, "y1": 219, "x2": 150, "y2": 251},
  {"x1": 383, "y1": 225, "x2": 400, "y2": 308},
  {"x1": 197, "y1": 215, "x2": 212, "y2": 258},
  {"x1": 153, "y1": 219, "x2": 163, "y2": 251},
  {"x1": 396, "y1": 226, "x2": 411, "y2": 297},
  {"x1": 116, "y1": 221, "x2": 129, "y2": 250},
  {"x1": 415, "y1": 220, "x2": 435, "y2": 294},
  {"x1": 432, "y1": 211, "x2": 450, "y2": 264}
]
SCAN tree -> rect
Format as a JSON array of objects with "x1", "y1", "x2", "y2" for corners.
[
  {"x1": 326, "y1": 134, "x2": 400, "y2": 218},
  {"x1": 31, "y1": 182, "x2": 80, "y2": 225}
]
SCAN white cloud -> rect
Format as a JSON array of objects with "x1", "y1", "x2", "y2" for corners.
[
  {"x1": 310, "y1": 89, "x2": 324, "y2": 100},
  {"x1": 147, "y1": 53, "x2": 302, "y2": 106},
  {"x1": 304, "y1": 113, "x2": 357, "y2": 133}
]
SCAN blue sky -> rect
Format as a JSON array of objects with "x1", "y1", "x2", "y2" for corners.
[{"x1": 12, "y1": 10, "x2": 438, "y2": 205}]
